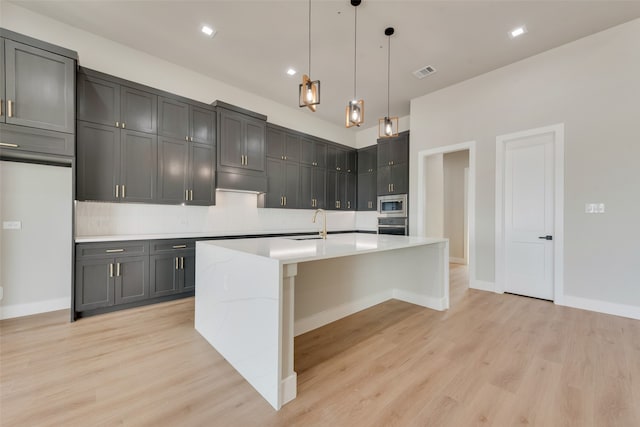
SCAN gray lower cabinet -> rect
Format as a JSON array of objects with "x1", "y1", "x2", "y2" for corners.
[
  {"x1": 157, "y1": 136, "x2": 215, "y2": 205},
  {"x1": 76, "y1": 121, "x2": 157, "y2": 202},
  {"x1": 75, "y1": 239, "x2": 194, "y2": 317},
  {"x1": 300, "y1": 164, "x2": 326, "y2": 209},
  {"x1": 75, "y1": 254, "x2": 149, "y2": 312}
]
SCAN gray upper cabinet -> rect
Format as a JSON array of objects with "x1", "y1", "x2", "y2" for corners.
[
  {"x1": 357, "y1": 145, "x2": 377, "y2": 211},
  {"x1": 300, "y1": 137, "x2": 327, "y2": 168},
  {"x1": 0, "y1": 40, "x2": 4, "y2": 121},
  {"x1": 264, "y1": 157, "x2": 299, "y2": 209},
  {"x1": 77, "y1": 70, "x2": 157, "y2": 134},
  {"x1": 120, "y1": 130, "x2": 157, "y2": 203},
  {"x1": 189, "y1": 143, "x2": 215, "y2": 205},
  {"x1": 266, "y1": 126, "x2": 300, "y2": 162},
  {"x1": 300, "y1": 165, "x2": 326, "y2": 209},
  {"x1": 358, "y1": 145, "x2": 377, "y2": 174},
  {"x1": 2, "y1": 39, "x2": 75, "y2": 134},
  {"x1": 158, "y1": 96, "x2": 215, "y2": 145},
  {"x1": 377, "y1": 131, "x2": 409, "y2": 196}
]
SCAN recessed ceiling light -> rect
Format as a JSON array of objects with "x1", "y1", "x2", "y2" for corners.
[
  {"x1": 287, "y1": 68, "x2": 297, "y2": 76},
  {"x1": 510, "y1": 26, "x2": 527, "y2": 38},
  {"x1": 201, "y1": 25, "x2": 216, "y2": 37}
]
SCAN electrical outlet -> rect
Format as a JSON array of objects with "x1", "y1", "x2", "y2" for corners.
[
  {"x1": 2, "y1": 221, "x2": 21, "y2": 229},
  {"x1": 585, "y1": 203, "x2": 605, "y2": 214}
]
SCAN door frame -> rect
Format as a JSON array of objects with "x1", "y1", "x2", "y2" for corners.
[
  {"x1": 417, "y1": 141, "x2": 476, "y2": 294},
  {"x1": 495, "y1": 123, "x2": 564, "y2": 303}
]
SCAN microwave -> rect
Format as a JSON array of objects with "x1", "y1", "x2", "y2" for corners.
[{"x1": 378, "y1": 194, "x2": 407, "y2": 217}]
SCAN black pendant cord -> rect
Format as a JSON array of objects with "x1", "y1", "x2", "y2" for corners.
[
  {"x1": 387, "y1": 33, "x2": 390, "y2": 118},
  {"x1": 308, "y1": 0, "x2": 311, "y2": 77},
  {"x1": 353, "y1": 5, "x2": 357, "y2": 100}
]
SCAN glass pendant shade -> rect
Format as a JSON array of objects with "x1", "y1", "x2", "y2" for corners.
[
  {"x1": 346, "y1": 99, "x2": 365, "y2": 128},
  {"x1": 378, "y1": 116, "x2": 399, "y2": 137},
  {"x1": 299, "y1": 74, "x2": 320, "y2": 112}
]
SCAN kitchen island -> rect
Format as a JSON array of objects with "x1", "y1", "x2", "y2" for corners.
[{"x1": 195, "y1": 233, "x2": 448, "y2": 410}]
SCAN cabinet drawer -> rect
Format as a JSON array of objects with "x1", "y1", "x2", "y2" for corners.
[
  {"x1": 149, "y1": 239, "x2": 196, "y2": 254},
  {"x1": 76, "y1": 241, "x2": 149, "y2": 259},
  {"x1": 0, "y1": 123, "x2": 74, "y2": 157}
]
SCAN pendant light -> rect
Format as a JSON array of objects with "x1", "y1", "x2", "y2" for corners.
[
  {"x1": 378, "y1": 27, "x2": 398, "y2": 138},
  {"x1": 299, "y1": 0, "x2": 320, "y2": 112},
  {"x1": 346, "y1": 0, "x2": 364, "y2": 128}
]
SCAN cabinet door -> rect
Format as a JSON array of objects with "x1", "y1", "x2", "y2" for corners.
[
  {"x1": 390, "y1": 133, "x2": 409, "y2": 164},
  {"x1": 285, "y1": 133, "x2": 300, "y2": 163},
  {"x1": 77, "y1": 73, "x2": 120, "y2": 128},
  {"x1": 391, "y1": 163, "x2": 409, "y2": 194},
  {"x1": 326, "y1": 169, "x2": 338, "y2": 210},
  {"x1": 357, "y1": 173, "x2": 370, "y2": 211},
  {"x1": 346, "y1": 150, "x2": 357, "y2": 174},
  {"x1": 189, "y1": 143, "x2": 216, "y2": 206},
  {"x1": 219, "y1": 110, "x2": 244, "y2": 168},
  {"x1": 114, "y1": 255, "x2": 149, "y2": 305},
  {"x1": 265, "y1": 158, "x2": 284, "y2": 208},
  {"x1": 312, "y1": 167, "x2": 326, "y2": 209},
  {"x1": 337, "y1": 172, "x2": 348, "y2": 210},
  {"x1": 377, "y1": 165, "x2": 391, "y2": 195},
  {"x1": 75, "y1": 259, "x2": 114, "y2": 311},
  {"x1": 120, "y1": 130, "x2": 157, "y2": 203},
  {"x1": 157, "y1": 136, "x2": 189, "y2": 204},
  {"x1": 150, "y1": 254, "x2": 180, "y2": 297},
  {"x1": 299, "y1": 164, "x2": 313, "y2": 208},
  {"x1": 266, "y1": 126, "x2": 285, "y2": 159},
  {"x1": 158, "y1": 96, "x2": 189, "y2": 140},
  {"x1": 76, "y1": 121, "x2": 120, "y2": 201},
  {"x1": 358, "y1": 146, "x2": 376, "y2": 173},
  {"x1": 245, "y1": 118, "x2": 265, "y2": 172},
  {"x1": 346, "y1": 173, "x2": 357, "y2": 210},
  {"x1": 4, "y1": 40, "x2": 75, "y2": 133},
  {"x1": 315, "y1": 142, "x2": 328, "y2": 169},
  {"x1": 327, "y1": 146, "x2": 338, "y2": 170},
  {"x1": 0, "y1": 40, "x2": 4, "y2": 123},
  {"x1": 284, "y1": 162, "x2": 299, "y2": 208},
  {"x1": 300, "y1": 137, "x2": 314, "y2": 165},
  {"x1": 377, "y1": 139, "x2": 390, "y2": 167},
  {"x1": 190, "y1": 105, "x2": 215, "y2": 145},
  {"x1": 181, "y1": 253, "x2": 196, "y2": 293},
  {"x1": 121, "y1": 86, "x2": 157, "y2": 134}
]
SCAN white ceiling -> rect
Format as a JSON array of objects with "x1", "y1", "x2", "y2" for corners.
[{"x1": 10, "y1": 1, "x2": 640, "y2": 129}]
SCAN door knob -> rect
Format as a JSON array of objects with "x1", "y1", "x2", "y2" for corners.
[{"x1": 538, "y1": 235, "x2": 553, "y2": 240}]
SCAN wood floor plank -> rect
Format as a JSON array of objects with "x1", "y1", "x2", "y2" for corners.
[{"x1": 2, "y1": 264, "x2": 639, "y2": 426}]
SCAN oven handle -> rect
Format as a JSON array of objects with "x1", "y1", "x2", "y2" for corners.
[{"x1": 377, "y1": 224, "x2": 407, "y2": 228}]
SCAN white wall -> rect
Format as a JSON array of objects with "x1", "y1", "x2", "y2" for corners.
[
  {"x1": 410, "y1": 18, "x2": 640, "y2": 310},
  {"x1": 424, "y1": 154, "x2": 444, "y2": 238},
  {"x1": 0, "y1": 2, "x2": 355, "y2": 147},
  {"x1": 0, "y1": 162, "x2": 72, "y2": 319},
  {"x1": 443, "y1": 150, "x2": 469, "y2": 260}
]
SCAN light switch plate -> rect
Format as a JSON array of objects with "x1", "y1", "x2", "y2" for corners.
[
  {"x1": 585, "y1": 203, "x2": 605, "y2": 214},
  {"x1": 2, "y1": 221, "x2": 22, "y2": 230}
]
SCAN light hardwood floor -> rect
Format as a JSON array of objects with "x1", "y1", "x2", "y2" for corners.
[{"x1": 2, "y1": 264, "x2": 639, "y2": 426}]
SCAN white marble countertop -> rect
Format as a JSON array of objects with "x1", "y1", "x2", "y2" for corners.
[
  {"x1": 74, "y1": 228, "x2": 376, "y2": 243},
  {"x1": 198, "y1": 233, "x2": 447, "y2": 264}
]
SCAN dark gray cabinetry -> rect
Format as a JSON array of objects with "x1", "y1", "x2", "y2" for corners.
[
  {"x1": 377, "y1": 131, "x2": 409, "y2": 196},
  {"x1": 76, "y1": 121, "x2": 157, "y2": 202},
  {"x1": 300, "y1": 137, "x2": 327, "y2": 168},
  {"x1": 75, "y1": 241, "x2": 150, "y2": 312},
  {"x1": 149, "y1": 239, "x2": 195, "y2": 298},
  {"x1": 264, "y1": 158, "x2": 299, "y2": 208},
  {"x1": 215, "y1": 101, "x2": 267, "y2": 193},
  {"x1": 357, "y1": 145, "x2": 377, "y2": 210},
  {"x1": 327, "y1": 169, "x2": 349, "y2": 210},
  {"x1": 158, "y1": 96, "x2": 215, "y2": 145},
  {"x1": 266, "y1": 126, "x2": 301, "y2": 162},
  {"x1": 300, "y1": 164, "x2": 326, "y2": 209},
  {"x1": 77, "y1": 72, "x2": 157, "y2": 134},
  {"x1": 157, "y1": 136, "x2": 215, "y2": 206},
  {"x1": 0, "y1": 30, "x2": 77, "y2": 161}
]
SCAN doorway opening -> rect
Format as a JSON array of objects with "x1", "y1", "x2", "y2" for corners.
[{"x1": 417, "y1": 141, "x2": 476, "y2": 307}]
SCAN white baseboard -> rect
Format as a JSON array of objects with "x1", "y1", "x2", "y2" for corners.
[
  {"x1": 0, "y1": 297, "x2": 70, "y2": 320},
  {"x1": 561, "y1": 295, "x2": 640, "y2": 321},
  {"x1": 280, "y1": 373, "x2": 297, "y2": 408},
  {"x1": 470, "y1": 280, "x2": 496, "y2": 293},
  {"x1": 392, "y1": 289, "x2": 447, "y2": 311},
  {"x1": 294, "y1": 290, "x2": 392, "y2": 336},
  {"x1": 449, "y1": 257, "x2": 467, "y2": 265}
]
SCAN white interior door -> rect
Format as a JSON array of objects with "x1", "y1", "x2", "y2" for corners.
[{"x1": 504, "y1": 133, "x2": 555, "y2": 300}]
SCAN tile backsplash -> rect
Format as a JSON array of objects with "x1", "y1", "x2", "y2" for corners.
[{"x1": 75, "y1": 191, "x2": 377, "y2": 237}]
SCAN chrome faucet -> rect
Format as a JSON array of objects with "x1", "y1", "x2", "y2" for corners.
[{"x1": 312, "y1": 209, "x2": 327, "y2": 240}]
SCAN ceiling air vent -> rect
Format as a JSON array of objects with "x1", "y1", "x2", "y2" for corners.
[{"x1": 413, "y1": 65, "x2": 437, "y2": 79}]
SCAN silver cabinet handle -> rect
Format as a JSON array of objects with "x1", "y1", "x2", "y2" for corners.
[
  {"x1": 116, "y1": 121, "x2": 120, "y2": 128},
  {"x1": 0, "y1": 142, "x2": 19, "y2": 148},
  {"x1": 115, "y1": 185, "x2": 119, "y2": 198},
  {"x1": 121, "y1": 122, "x2": 125, "y2": 129},
  {"x1": 189, "y1": 190, "x2": 193, "y2": 201},
  {"x1": 347, "y1": 201, "x2": 350, "y2": 209},
  {"x1": 0, "y1": 99, "x2": 3, "y2": 116},
  {"x1": 186, "y1": 136, "x2": 189, "y2": 141},
  {"x1": 190, "y1": 137, "x2": 193, "y2": 142},
  {"x1": 180, "y1": 257, "x2": 184, "y2": 270},
  {"x1": 245, "y1": 155, "x2": 248, "y2": 165},
  {"x1": 284, "y1": 196, "x2": 287, "y2": 206},
  {"x1": 175, "y1": 257, "x2": 179, "y2": 270},
  {"x1": 106, "y1": 249, "x2": 124, "y2": 253},
  {"x1": 121, "y1": 185, "x2": 126, "y2": 198},
  {"x1": 7, "y1": 100, "x2": 13, "y2": 118},
  {"x1": 172, "y1": 244, "x2": 187, "y2": 249},
  {"x1": 109, "y1": 263, "x2": 114, "y2": 277},
  {"x1": 116, "y1": 262, "x2": 121, "y2": 277},
  {"x1": 185, "y1": 189, "x2": 189, "y2": 201}
]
